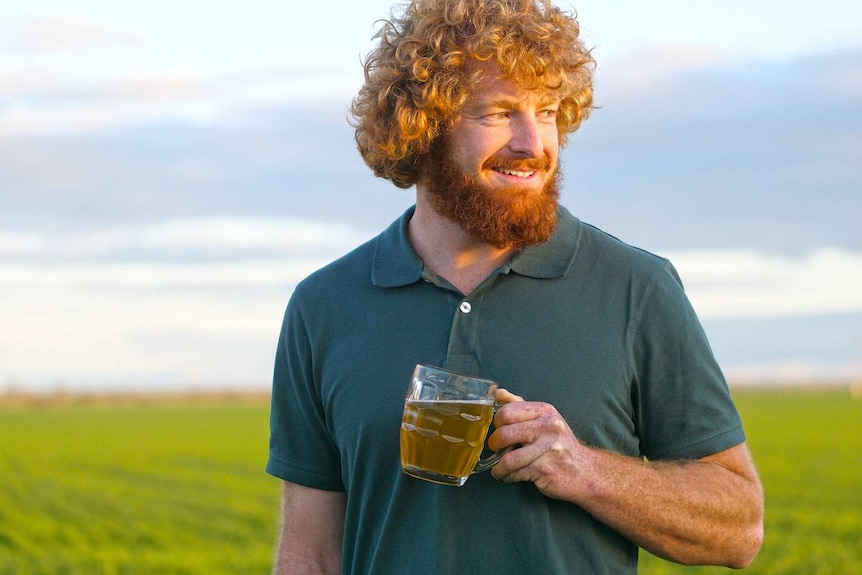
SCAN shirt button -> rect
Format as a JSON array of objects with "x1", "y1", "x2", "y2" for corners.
[{"x1": 459, "y1": 301, "x2": 472, "y2": 314}]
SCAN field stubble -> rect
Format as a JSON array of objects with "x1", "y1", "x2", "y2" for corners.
[
  {"x1": 0, "y1": 388, "x2": 859, "y2": 574},
  {"x1": 0, "y1": 397, "x2": 277, "y2": 574},
  {"x1": 639, "y1": 387, "x2": 862, "y2": 574}
]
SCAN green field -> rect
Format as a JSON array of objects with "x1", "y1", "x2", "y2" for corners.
[
  {"x1": 1, "y1": 388, "x2": 859, "y2": 574},
  {"x1": 639, "y1": 388, "x2": 862, "y2": 575},
  {"x1": 0, "y1": 397, "x2": 277, "y2": 574}
]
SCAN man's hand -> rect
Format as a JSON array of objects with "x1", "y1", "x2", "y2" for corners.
[
  {"x1": 486, "y1": 391, "x2": 764, "y2": 568},
  {"x1": 489, "y1": 394, "x2": 591, "y2": 502}
]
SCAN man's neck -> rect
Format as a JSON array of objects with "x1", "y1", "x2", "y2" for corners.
[{"x1": 408, "y1": 193, "x2": 516, "y2": 295}]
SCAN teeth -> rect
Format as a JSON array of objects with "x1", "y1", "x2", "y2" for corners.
[{"x1": 496, "y1": 168, "x2": 535, "y2": 178}]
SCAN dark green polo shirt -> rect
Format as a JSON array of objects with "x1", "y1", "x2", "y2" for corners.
[{"x1": 267, "y1": 206, "x2": 745, "y2": 574}]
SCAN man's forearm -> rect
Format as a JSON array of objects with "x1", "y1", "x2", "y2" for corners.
[
  {"x1": 572, "y1": 443, "x2": 764, "y2": 568},
  {"x1": 272, "y1": 481, "x2": 346, "y2": 575}
]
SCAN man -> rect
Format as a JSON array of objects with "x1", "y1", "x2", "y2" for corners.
[{"x1": 267, "y1": 0, "x2": 764, "y2": 573}]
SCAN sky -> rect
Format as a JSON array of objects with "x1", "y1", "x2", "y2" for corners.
[{"x1": 1, "y1": 1, "x2": 861, "y2": 393}]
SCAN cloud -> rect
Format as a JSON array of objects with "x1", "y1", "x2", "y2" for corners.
[
  {"x1": 0, "y1": 281, "x2": 288, "y2": 391},
  {"x1": 3, "y1": 245, "x2": 861, "y2": 391},
  {"x1": 0, "y1": 66, "x2": 360, "y2": 138},
  {"x1": 0, "y1": 107, "x2": 406, "y2": 235},
  {"x1": 670, "y1": 249, "x2": 862, "y2": 319},
  {"x1": 701, "y1": 311, "x2": 862, "y2": 384},
  {"x1": 0, "y1": 230, "x2": 48, "y2": 256},
  {"x1": 2, "y1": 42, "x2": 860, "y2": 391},
  {"x1": 0, "y1": 69, "x2": 220, "y2": 137},
  {"x1": 0, "y1": 217, "x2": 367, "y2": 260},
  {"x1": 725, "y1": 360, "x2": 862, "y2": 385},
  {"x1": 592, "y1": 45, "x2": 735, "y2": 99},
  {"x1": 564, "y1": 46, "x2": 862, "y2": 253},
  {"x1": 0, "y1": 99, "x2": 219, "y2": 137},
  {"x1": 0, "y1": 216, "x2": 356, "y2": 391},
  {"x1": 4, "y1": 46, "x2": 857, "y2": 245},
  {"x1": 0, "y1": 260, "x2": 326, "y2": 289},
  {"x1": 4, "y1": 247, "x2": 859, "y2": 318},
  {"x1": 10, "y1": 16, "x2": 140, "y2": 53},
  {"x1": 4, "y1": 211, "x2": 859, "y2": 319},
  {"x1": 140, "y1": 218, "x2": 365, "y2": 252}
]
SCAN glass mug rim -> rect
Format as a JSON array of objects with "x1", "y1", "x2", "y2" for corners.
[{"x1": 400, "y1": 364, "x2": 510, "y2": 486}]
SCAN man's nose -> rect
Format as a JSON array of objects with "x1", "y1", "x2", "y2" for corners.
[{"x1": 507, "y1": 115, "x2": 545, "y2": 157}]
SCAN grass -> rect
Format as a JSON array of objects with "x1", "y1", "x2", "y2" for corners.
[
  {"x1": 1, "y1": 387, "x2": 859, "y2": 574},
  {"x1": 0, "y1": 398, "x2": 279, "y2": 574},
  {"x1": 639, "y1": 387, "x2": 862, "y2": 574}
]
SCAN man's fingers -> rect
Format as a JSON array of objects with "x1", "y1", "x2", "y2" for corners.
[{"x1": 495, "y1": 388, "x2": 524, "y2": 404}]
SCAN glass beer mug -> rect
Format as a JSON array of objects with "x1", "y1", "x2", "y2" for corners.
[{"x1": 400, "y1": 364, "x2": 509, "y2": 486}]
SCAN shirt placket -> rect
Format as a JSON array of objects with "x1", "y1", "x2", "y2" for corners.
[{"x1": 445, "y1": 288, "x2": 489, "y2": 375}]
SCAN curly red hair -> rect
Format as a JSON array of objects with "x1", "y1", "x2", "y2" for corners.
[{"x1": 350, "y1": 0, "x2": 595, "y2": 189}]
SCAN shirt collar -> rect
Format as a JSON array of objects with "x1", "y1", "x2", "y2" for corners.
[{"x1": 371, "y1": 205, "x2": 581, "y2": 288}]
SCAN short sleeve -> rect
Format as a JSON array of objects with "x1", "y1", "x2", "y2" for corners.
[
  {"x1": 633, "y1": 261, "x2": 746, "y2": 461},
  {"x1": 266, "y1": 293, "x2": 344, "y2": 491}
]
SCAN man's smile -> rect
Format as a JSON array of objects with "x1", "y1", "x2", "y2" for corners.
[{"x1": 493, "y1": 167, "x2": 537, "y2": 179}]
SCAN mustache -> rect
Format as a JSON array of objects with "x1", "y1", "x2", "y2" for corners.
[{"x1": 482, "y1": 155, "x2": 553, "y2": 171}]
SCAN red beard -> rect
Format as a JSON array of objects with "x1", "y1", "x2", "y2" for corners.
[{"x1": 425, "y1": 139, "x2": 561, "y2": 250}]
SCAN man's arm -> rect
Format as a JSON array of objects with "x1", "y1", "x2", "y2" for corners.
[
  {"x1": 272, "y1": 481, "x2": 346, "y2": 575},
  {"x1": 489, "y1": 393, "x2": 764, "y2": 568}
]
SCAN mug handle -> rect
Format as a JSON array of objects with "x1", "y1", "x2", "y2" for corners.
[{"x1": 471, "y1": 445, "x2": 513, "y2": 474}]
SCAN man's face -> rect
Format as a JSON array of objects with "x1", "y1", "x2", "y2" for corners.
[{"x1": 425, "y1": 70, "x2": 562, "y2": 249}]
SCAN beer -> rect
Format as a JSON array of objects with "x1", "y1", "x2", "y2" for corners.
[{"x1": 400, "y1": 399, "x2": 495, "y2": 479}]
